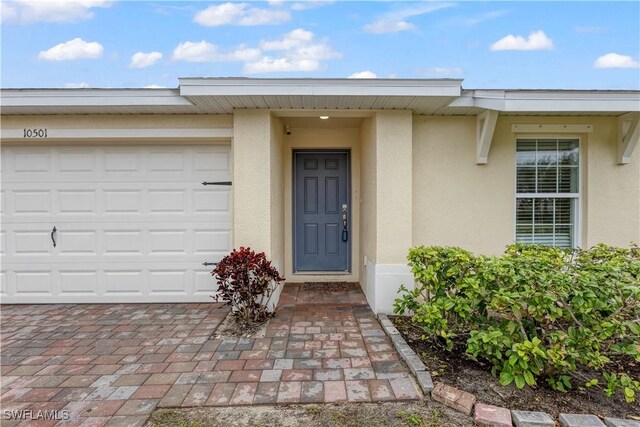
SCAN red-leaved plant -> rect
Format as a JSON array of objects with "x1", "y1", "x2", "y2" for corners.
[{"x1": 211, "y1": 247, "x2": 285, "y2": 323}]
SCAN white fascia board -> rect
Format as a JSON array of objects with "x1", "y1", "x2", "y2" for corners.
[
  {"x1": 179, "y1": 78, "x2": 462, "y2": 97},
  {"x1": 0, "y1": 89, "x2": 194, "y2": 107},
  {"x1": 1, "y1": 128, "x2": 233, "y2": 142},
  {"x1": 449, "y1": 90, "x2": 640, "y2": 112}
]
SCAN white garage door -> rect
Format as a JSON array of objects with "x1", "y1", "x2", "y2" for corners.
[{"x1": 1, "y1": 145, "x2": 232, "y2": 303}]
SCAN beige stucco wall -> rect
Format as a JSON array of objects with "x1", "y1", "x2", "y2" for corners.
[
  {"x1": 270, "y1": 115, "x2": 285, "y2": 272},
  {"x1": 283, "y1": 125, "x2": 361, "y2": 283},
  {"x1": 232, "y1": 110, "x2": 272, "y2": 254},
  {"x1": 412, "y1": 115, "x2": 640, "y2": 254},
  {"x1": 360, "y1": 117, "x2": 377, "y2": 266},
  {"x1": 375, "y1": 111, "x2": 413, "y2": 264}
]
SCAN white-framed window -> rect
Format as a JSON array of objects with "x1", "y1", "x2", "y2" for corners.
[{"x1": 515, "y1": 137, "x2": 580, "y2": 248}]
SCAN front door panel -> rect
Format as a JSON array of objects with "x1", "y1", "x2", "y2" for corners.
[{"x1": 294, "y1": 151, "x2": 349, "y2": 272}]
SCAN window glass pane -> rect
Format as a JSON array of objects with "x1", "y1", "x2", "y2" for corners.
[
  {"x1": 558, "y1": 167, "x2": 578, "y2": 193},
  {"x1": 516, "y1": 139, "x2": 537, "y2": 166},
  {"x1": 554, "y1": 225, "x2": 573, "y2": 249},
  {"x1": 558, "y1": 139, "x2": 579, "y2": 166},
  {"x1": 516, "y1": 167, "x2": 536, "y2": 193},
  {"x1": 534, "y1": 198, "x2": 554, "y2": 224},
  {"x1": 516, "y1": 198, "x2": 533, "y2": 224},
  {"x1": 537, "y1": 166, "x2": 558, "y2": 192},
  {"x1": 516, "y1": 139, "x2": 578, "y2": 248},
  {"x1": 533, "y1": 226, "x2": 555, "y2": 245},
  {"x1": 554, "y1": 199, "x2": 573, "y2": 225},
  {"x1": 516, "y1": 225, "x2": 534, "y2": 243},
  {"x1": 537, "y1": 139, "x2": 558, "y2": 166}
]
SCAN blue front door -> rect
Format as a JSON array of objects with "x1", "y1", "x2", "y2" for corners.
[{"x1": 294, "y1": 151, "x2": 350, "y2": 272}]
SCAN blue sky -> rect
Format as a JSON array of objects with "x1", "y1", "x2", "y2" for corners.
[{"x1": 1, "y1": 1, "x2": 639, "y2": 90}]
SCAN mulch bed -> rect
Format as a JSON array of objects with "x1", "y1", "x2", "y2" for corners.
[
  {"x1": 210, "y1": 310, "x2": 270, "y2": 339},
  {"x1": 390, "y1": 315, "x2": 640, "y2": 419}
]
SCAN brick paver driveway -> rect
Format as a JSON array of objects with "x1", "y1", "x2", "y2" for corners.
[{"x1": 1, "y1": 283, "x2": 421, "y2": 426}]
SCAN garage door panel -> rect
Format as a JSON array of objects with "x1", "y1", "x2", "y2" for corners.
[
  {"x1": 59, "y1": 270, "x2": 98, "y2": 295},
  {"x1": 194, "y1": 150, "x2": 230, "y2": 172},
  {"x1": 1, "y1": 145, "x2": 232, "y2": 304},
  {"x1": 13, "y1": 190, "x2": 51, "y2": 215},
  {"x1": 194, "y1": 230, "x2": 232, "y2": 254},
  {"x1": 104, "y1": 190, "x2": 142, "y2": 214},
  {"x1": 194, "y1": 189, "x2": 230, "y2": 213},
  {"x1": 13, "y1": 270, "x2": 53, "y2": 295},
  {"x1": 195, "y1": 269, "x2": 215, "y2": 295},
  {"x1": 13, "y1": 229, "x2": 54, "y2": 256},
  {"x1": 105, "y1": 270, "x2": 144, "y2": 295},
  {"x1": 58, "y1": 190, "x2": 97, "y2": 214},
  {"x1": 149, "y1": 270, "x2": 189, "y2": 294},
  {"x1": 12, "y1": 150, "x2": 51, "y2": 173},
  {"x1": 148, "y1": 150, "x2": 185, "y2": 172},
  {"x1": 104, "y1": 230, "x2": 143, "y2": 255},
  {"x1": 149, "y1": 190, "x2": 187, "y2": 214},
  {"x1": 59, "y1": 149, "x2": 96, "y2": 172},
  {"x1": 148, "y1": 229, "x2": 188, "y2": 255},
  {"x1": 57, "y1": 230, "x2": 98, "y2": 256}
]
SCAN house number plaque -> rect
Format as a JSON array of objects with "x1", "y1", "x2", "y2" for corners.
[{"x1": 23, "y1": 128, "x2": 48, "y2": 138}]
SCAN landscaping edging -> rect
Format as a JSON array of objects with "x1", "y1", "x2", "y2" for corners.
[{"x1": 377, "y1": 313, "x2": 640, "y2": 427}]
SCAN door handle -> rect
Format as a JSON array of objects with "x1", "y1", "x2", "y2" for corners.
[
  {"x1": 51, "y1": 226, "x2": 57, "y2": 248},
  {"x1": 341, "y1": 204, "x2": 348, "y2": 242}
]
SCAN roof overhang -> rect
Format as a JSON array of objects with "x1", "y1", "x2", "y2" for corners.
[
  {"x1": 449, "y1": 89, "x2": 640, "y2": 113},
  {"x1": 178, "y1": 77, "x2": 463, "y2": 97},
  {"x1": 1, "y1": 79, "x2": 639, "y2": 116}
]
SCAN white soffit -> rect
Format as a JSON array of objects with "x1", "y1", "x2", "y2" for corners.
[
  {"x1": 178, "y1": 78, "x2": 463, "y2": 97},
  {"x1": 450, "y1": 90, "x2": 640, "y2": 113}
]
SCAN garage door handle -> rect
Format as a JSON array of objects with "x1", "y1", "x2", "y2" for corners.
[
  {"x1": 202, "y1": 262, "x2": 218, "y2": 267},
  {"x1": 202, "y1": 181, "x2": 232, "y2": 186},
  {"x1": 51, "y1": 226, "x2": 57, "y2": 248}
]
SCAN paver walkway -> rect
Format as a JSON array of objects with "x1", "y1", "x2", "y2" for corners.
[{"x1": 0, "y1": 283, "x2": 421, "y2": 426}]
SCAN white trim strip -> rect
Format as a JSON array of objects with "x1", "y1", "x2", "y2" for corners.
[
  {"x1": 476, "y1": 110, "x2": 499, "y2": 164},
  {"x1": 1, "y1": 89, "x2": 193, "y2": 107},
  {"x1": 511, "y1": 124, "x2": 593, "y2": 133},
  {"x1": 618, "y1": 112, "x2": 640, "y2": 164},
  {"x1": 1, "y1": 128, "x2": 233, "y2": 141}
]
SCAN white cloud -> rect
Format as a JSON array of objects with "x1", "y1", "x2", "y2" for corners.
[
  {"x1": 129, "y1": 51, "x2": 162, "y2": 69},
  {"x1": 348, "y1": 71, "x2": 378, "y2": 78},
  {"x1": 364, "y1": 20, "x2": 415, "y2": 34},
  {"x1": 144, "y1": 84, "x2": 166, "y2": 89},
  {"x1": 260, "y1": 28, "x2": 314, "y2": 50},
  {"x1": 421, "y1": 67, "x2": 463, "y2": 75},
  {"x1": 172, "y1": 41, "x2": 216, "y2": 62},
  {"x1": 194, "y1": 2, "x2": 289, "y2": 26},
  {"x1": 172, "y1": 40, "x2": 260, "y2": 63},
  {"x1": 594, "y1": 53, "x2": 640, "y2": 69},
  {"x1": 364, "y1": 2, "x2": 454, "y2": 34},
  {"x1": 244, "y1": 57, "x2": 320, "y2": 74},
  {"x1": 245, "y1": 28, "x2": 340, "y2": 74},
  {"x1": 38, "y1": 38, "x2": 103, "y2": 61},
  {"x1": 172, "y1": 29, "x2": 338, "y2": 74},
  {"x1": 291, "y1": 1, "x2": 334, "y2": 11},
  {"x1": 490, "y1": 30, "x2": 554, "y2": 51},
  {"x1": 447, "y1": 10, "x2": 508, "y2": 26},
  {"x1": 64, "y1": 82, "x2": 90, "y2": 88},
  {"x1": 2, "y1": 0, "x2": 113, "y2": 24}
]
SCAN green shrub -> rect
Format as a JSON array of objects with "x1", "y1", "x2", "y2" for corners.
[{"x1": 394, "y1": 243, "x2": 640, "y2": 402}]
